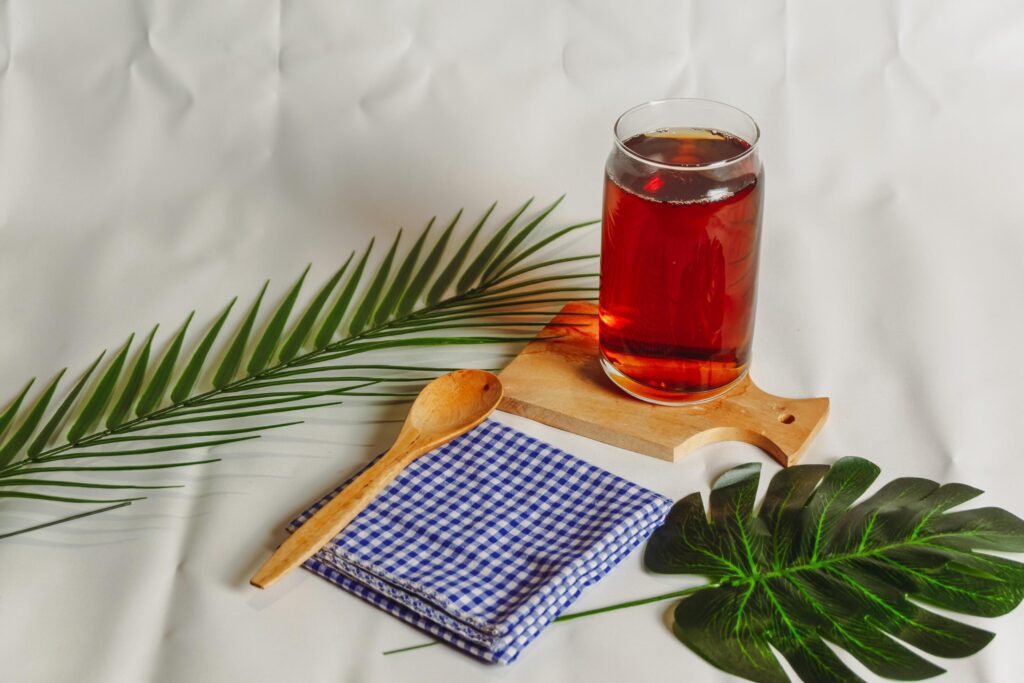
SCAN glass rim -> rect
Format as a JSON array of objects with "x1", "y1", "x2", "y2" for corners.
[{"x1": 613, "y1": 98, "x2": 761, "y2": 171}]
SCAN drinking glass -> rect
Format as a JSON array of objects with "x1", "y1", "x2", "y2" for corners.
[{"x1": 599, "y1": 98, "x2": 764, "y2": 405}]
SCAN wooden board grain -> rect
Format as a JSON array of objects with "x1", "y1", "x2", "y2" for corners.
[{"x1": 498, "y1": 302, "x2": 829, "y2": 466}]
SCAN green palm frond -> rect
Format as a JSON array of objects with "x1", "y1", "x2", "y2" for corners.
[{"x1": 0, "y1": 198, "x2": 599, "y2": 539}]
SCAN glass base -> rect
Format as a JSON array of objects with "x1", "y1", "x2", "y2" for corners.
[{"x1": 599, "y1": 356, "x2": 749, "y2": 407}]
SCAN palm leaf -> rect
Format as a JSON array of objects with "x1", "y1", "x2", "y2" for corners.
[
  {"x1": 164, "y1": 385, "x2": 365, "y2": 417},
  {"x1": 0, "y1": 371, "x2": 66, "y2": 466},
  {"x1": 136, "y1": 313, "x2": 194, "y2": 416},
  {"x1": 269, "y1": 363, "x2": 472, "y2": 379},
  {"x1": 28, "y1": 352, "x2": 106, "y2": 457},
  {"x1": 171, "y1": 300, "x2": 235, "y2": 402},
  {"x1": 35, "y1": 436, "x2": 260, "y2": 463},
  {"x1": 642, "y1": 457, "x2": 1024, "y2": 683},
  {"x1": 0, "y1": 479, "x2": 182, "y2": 490},
  {"x1": 213, "y1": 282, "x2": 267, "y2": 388},
  {"x1": 247, "y1": 266, "x2": 310, "y2": 374},
  {"x1": 456, "y1": 198, "x2": 532, "y2": 293},
  {"x1": 360, "y1": 320, "x2": 582, "y2": 339},
  {"x1": 279, "y1": 255, "x2": 353, "y2": 361},
  {"x1": 0, "y1": 197, "x2": 599, "y2": 539},
  {"x1": 348, "y1": 230, "x2": 401, "y2": 335},
  {"x1": 18, "y1": 459, "x2": 221, "y2": 474},
  {"x1": 0, "y1": 501, "x2": 132, "y2": 540},
  {"x1": 426, "y1": 205, "x2": 488, "y2": 304},
  {"x1": 107, "y1": 325, "x2": 158, "y2": 429},
  {"x1": 215, "y1": 377, "x2": 427, "y2": 391},
  {"x1": 122, "y1": 401, "x2": 346, "y2": 429},
  {"x1": 433, "y1": 287, "x2": 597, "y2": 312},
  {"x1": 0, "y1": 379, "x2": 35, "y2": 442},
  {"x1": 302, "y1": 335, "x2": 554, "y2": 364},
  {"x1": 388, "y1": 309, "x2": 593, "y2": 329},
  {"x1": 412, "y1": 296, "x2": 595, "y2": 319},
  {"x1": 396, "y1": 212, "x2": 457, "y2": 316},
  {"x1": 481, "y1": 194, "x2": 563, "y2": 282},
  {"x1": 88, "y1": 422, "x2": 300, "y2": 444},
  {"x1": 489, "y1": 220, "x2": 600, "y2": 282},
  {"x1": 68, "y1": 335, "x2": 134, "y2": 443},
  {"x1": 0, "y1": 491, "x2": 145, "y2": 504},
  {"x1": 373, "y1": 218, "x2": 433, "y2": 325},
  {"x1": 314, "y1": 242, "x2": 372, "y2": 349}
]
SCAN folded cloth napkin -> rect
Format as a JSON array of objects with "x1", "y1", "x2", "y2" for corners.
[{"x1": 289, "y1": 419, "x2": 672, "y2": 664}]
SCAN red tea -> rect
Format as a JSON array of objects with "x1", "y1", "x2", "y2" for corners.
[{"x1": 599, "y1": 128, "x2": 763, "y2": 403}]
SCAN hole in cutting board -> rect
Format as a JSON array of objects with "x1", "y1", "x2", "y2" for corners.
[{"x1": 778, "y1": 413, "x2": 795, "y2": 424}]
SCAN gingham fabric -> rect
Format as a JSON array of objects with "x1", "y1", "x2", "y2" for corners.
[{"x1": 289, "y1": 419, "x2": 672, "y2": 664}]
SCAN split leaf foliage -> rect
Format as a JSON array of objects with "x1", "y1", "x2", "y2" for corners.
[{"x1": 644, "y1": 457, "x2": 1024, "y2": 683}]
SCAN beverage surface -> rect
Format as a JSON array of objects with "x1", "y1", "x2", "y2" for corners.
[{"x1": 600, "y1": 128, "x2": 763, "y2": 403}]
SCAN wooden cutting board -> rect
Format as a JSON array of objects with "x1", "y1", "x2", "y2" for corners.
[{"x1": 498, "y1": 302, "x2": 829, "y2": 466}]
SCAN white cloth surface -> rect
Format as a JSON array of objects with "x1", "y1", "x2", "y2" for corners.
[{"x1": 2, "y1": 1, "x2": 1024, "y2": 681}]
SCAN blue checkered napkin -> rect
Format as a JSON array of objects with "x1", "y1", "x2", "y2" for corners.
[{"x1": 289, "y1": 419, "x2": 672, "y2": 664}]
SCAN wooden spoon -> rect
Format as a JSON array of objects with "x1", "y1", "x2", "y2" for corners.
[{"x1": 250, "y1": 369, "x2": 503, "y2": 589}]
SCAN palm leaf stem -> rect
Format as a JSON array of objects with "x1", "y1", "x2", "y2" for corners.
[
  {"x1": 83, "y1": 422, "x2": 302, "y2": 445},
  {"x1": 383, "y1": 310, "x2": 594, "y2": 329},
  {"x1": 16, "y1": 459, "x2": 222, "y2": 474},
  {"x1": 266, "y1": 364, "x2": 474, "y2": 379},
  {"x1": 217, "y1": 377, "x2": 436, "y2": 393},
  {"x1": 408, "y1": 296, "x2": 598, "y2": 318},
  {"x1": 357, "y1": 321, "x2": 585, "y2": 340},
  {"x1": 156, "y1": 384, "x2": 377, "y2": 418},
  {"x1": 291, "y1": 336, "x2": 552, "y2": 367},
  {"x1": 0, "y1": 501, "x2": 133, "y2": 540},
  {"x1": 111, "y1": 401, "x2": 346, "y2": 430},
  {"x1": 487, "y1": 254, "x2": 600, "y2": 287}
]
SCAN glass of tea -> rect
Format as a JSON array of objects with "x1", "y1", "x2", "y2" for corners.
[{"x1": 599, "y1": 98, "x2": 764, "y2": 405}]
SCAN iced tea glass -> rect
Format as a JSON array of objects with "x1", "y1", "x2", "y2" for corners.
[{"x1": 599, "y1": 99, "x2": 764, "y2": 405}]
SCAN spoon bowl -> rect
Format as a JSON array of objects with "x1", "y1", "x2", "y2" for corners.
[
  {"x1": 251, "y1": 369, "x2": 503, "y2": 589},
  {"x1": 407, "y1": 369, "x2": 503, "y2": 438}
]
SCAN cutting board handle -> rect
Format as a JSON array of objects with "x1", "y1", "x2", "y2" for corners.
[{"x1": 675, "y1": 376, "x2": 830, "y2": 465}]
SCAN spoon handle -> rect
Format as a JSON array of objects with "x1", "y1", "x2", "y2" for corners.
[{"x1": 250, "y1": 438, "x2": 420, "y2": 589}]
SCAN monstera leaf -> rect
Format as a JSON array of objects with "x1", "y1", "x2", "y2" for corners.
[{"x1": 644, "y1": 457, "x2": 1024, "y2": 683}]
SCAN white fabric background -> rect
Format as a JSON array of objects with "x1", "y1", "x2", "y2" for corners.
[{"x1": 2, "y1": 1, "x2": 1023, "y2": 681}]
